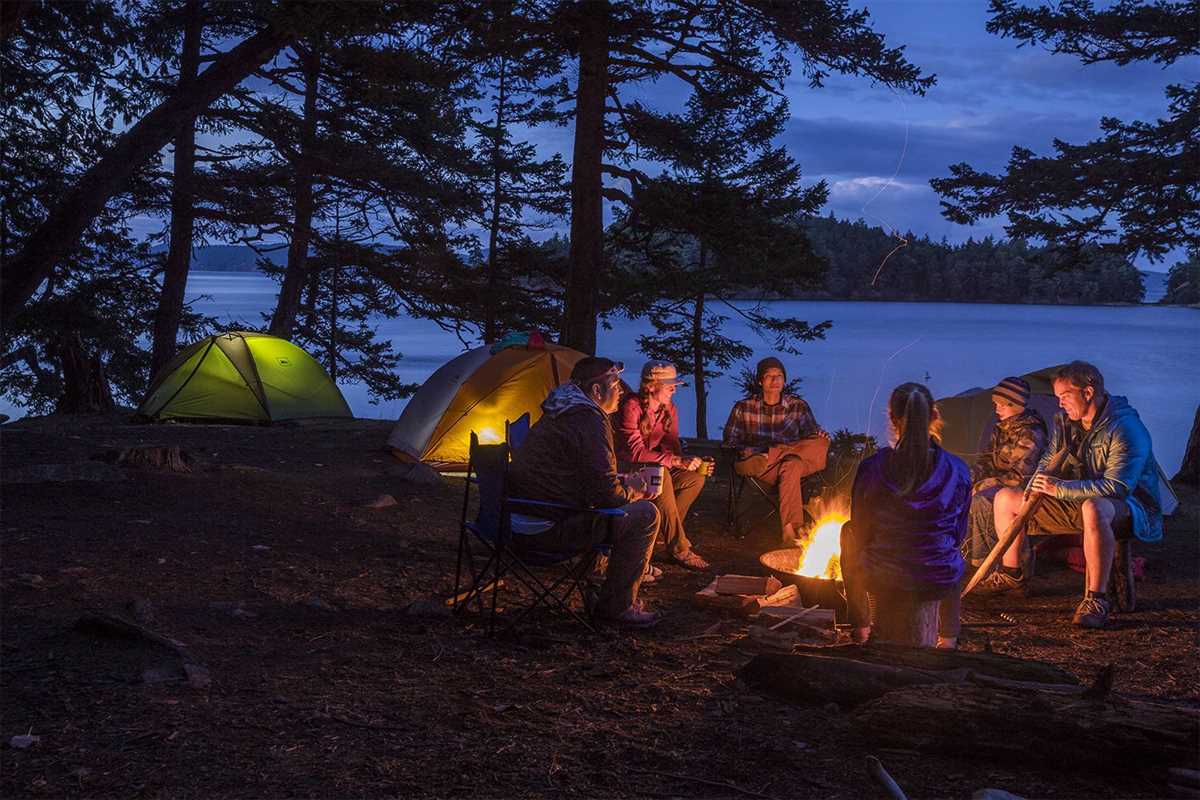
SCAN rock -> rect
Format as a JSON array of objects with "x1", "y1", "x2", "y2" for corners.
[
  {"x1": 365, "y1": 494, "x2": 398, "y2": 509},
  {"x1": 305, "y1": 597, "x2": 337, "y2": 612},
  {"x1": 391, "y1": 461, "x2": 443, "y2": 487},
  {"x1": 141, "y1": 666, "x2": 178, "y2": 684},
  {"x1": 183, "y1": 663, "x2": 212, "y2": 690},
  {"x1": 9, "y1": 734, "x2": 40, "y2": 749},
  {"x1": 4, "y1": 462, "x2": 126, "y2": 483}
]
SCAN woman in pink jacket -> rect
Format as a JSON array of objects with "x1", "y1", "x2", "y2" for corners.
[{"x1": 614, "y1": 361, "x2": 710, "y2": 570}]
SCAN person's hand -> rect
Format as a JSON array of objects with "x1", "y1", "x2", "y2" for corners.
[
  {"x1": 1029, "y1": 474, "x2": 1059, "y2": 496},
  {"x1": 624, "y1": 471, "x2": 649, "y2": 499},
  {"x1": 682, "y1": 456, "x2": 703, "y2": 471}
]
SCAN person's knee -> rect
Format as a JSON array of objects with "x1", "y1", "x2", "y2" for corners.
[
  {"x1": 624, "y1": 500, "x2": 661, "y2": 538},
  {"x1": 994, "y1": 487, "x2": 1021, "y2": 513},
  {"x1": 1081, "y1": 498, "x2": 1113, "y2": 534}
]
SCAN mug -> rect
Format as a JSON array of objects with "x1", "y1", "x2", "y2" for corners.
[{"x1": 700, "y1": 457, "x2": 716, "y2": 477}]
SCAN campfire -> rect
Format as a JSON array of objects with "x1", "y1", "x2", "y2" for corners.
[{"x1": 795, "y1": 512, "x2": 847, "y2": 580}]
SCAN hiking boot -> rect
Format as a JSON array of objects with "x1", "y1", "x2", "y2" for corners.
[
  {"x1": 974, "y1": 568, "x2": 1025, "y2": 595},
  {"x1": 604, "y1": 600, "x2": 662, "y2": 629},
  {"x1": 1111, "y1": 540, "x2": 1136, "y2": 612},
  {"x1": 674, "y1": 550, "x2": 711, "y2": 571},
  {"x1": 1073, "y1": 593, "x2": 1111, "y2": 629}
]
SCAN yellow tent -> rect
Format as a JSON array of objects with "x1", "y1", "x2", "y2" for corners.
[{"x1": 387, "y1": 341, "x2": 586, "y2": 470}]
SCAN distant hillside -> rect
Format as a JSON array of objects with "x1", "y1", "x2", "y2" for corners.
[{"x1": 151, "y1": 244, "x2": 288, "y2": 272}]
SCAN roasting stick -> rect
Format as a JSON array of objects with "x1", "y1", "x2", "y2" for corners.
[{"x1": 961, "y1": 446, "x2": 1070, "y2": 598}]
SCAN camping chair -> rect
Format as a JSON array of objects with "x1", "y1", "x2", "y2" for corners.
[
  {"x1": 724, "y1": 446, "x2": 824, "y2": 539},
  {"x1": 505, "y1": 412, "x2": 531, "y2": 450},
  {"x1": 453, "y1": 432, "x2": 621, "y2": 634}
]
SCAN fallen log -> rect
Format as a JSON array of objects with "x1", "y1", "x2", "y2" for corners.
[
  {"x1": 791, "y1": 643, "x2": 1079, "y2": 686},
  {"x1": 851, "y1": 683, "x2": 1200, "y2": 772},
  {"x1": 738, "y1": 653, "x2": 948, "y2": 707},
  {"x1": 739, "y1": 647, "x2": 1083, "y2": 708}
]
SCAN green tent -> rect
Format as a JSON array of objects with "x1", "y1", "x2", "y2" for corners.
[{"x1": 138, "y1": 332, "x2": 352, "y2": 422}]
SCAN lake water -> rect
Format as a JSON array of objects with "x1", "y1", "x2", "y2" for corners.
[
  {"x1": 184, "y1": 272, "x2": 1199, "y2": 474},
  {"x1": 8, "y1": 272, "x2": 1198, "y2": 474}
]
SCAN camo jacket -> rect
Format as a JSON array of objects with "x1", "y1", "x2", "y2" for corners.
[{"x1": 970, "y1": 409, "x2": 1048, "y2": 488}]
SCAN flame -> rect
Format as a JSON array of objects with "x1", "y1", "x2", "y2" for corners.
[{"x1": 796, "y1": 513, "x2": 847, "y2": 580}]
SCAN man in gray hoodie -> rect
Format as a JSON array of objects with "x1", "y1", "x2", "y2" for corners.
[
  {"x1": 508, "y1": 357, "x2": 662, "y2": 627},
  {"x1": 990, "y1": 361, "x2": 1162, "y2": 629}
]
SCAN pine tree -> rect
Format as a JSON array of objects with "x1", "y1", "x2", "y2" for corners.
[
  {"x1": 931, "y1": 0, "x2": 1199, "y2": 261},
  {"x1": 609, "y1": 72, "x2": 830, "y2": 436}
]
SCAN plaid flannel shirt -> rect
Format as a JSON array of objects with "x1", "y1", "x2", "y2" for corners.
[{"x1": 722, "y1": 394, "x2": 821, "y2": 453}]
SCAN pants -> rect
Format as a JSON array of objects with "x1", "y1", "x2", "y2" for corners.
[
  {"x1": 651, "y1": 467, "x2": 706, "y2": 558},
  {"x1": 518, "y1": 500, "x2": 659, "y2": 618},
  {"x1": 735, "y1": 438, "x2": 828, "y2": 535},
  {"x1": 965, "y1": 485, "x2": 1002, "y2": 564}
]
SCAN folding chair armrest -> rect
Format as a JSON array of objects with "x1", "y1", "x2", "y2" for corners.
[{"x1": 509, "y1": 496, "x2": 628, "y2": 518}]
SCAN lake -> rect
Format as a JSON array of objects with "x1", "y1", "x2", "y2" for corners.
[
  {"x1": 179, "y1": 272, "x2": 1199, "y2": 475},
  {"x1": 6, "y1": 272, "x2": 1198, "y2": 474}
]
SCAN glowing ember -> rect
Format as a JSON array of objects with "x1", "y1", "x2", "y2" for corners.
[{"x1": 796, "y1": 514, "x2": 847, "y2": 580}]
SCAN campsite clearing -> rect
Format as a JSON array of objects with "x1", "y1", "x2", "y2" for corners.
[{"x1": 2, "y1": 413, "x2": 1197, "y2": 799}]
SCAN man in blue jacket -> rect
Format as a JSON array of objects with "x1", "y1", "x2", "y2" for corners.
[{"x1": 987, "y1": 361, "x2": 1162, "y2": 629}]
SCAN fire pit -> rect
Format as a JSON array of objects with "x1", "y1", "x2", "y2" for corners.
[{"x1": 759, "y1": 514, "x2": 849, "y2": 621}]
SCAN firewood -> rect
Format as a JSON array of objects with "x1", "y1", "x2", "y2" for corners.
[
  {"x1": 757, "y1": 605, "x2": 836, "y2": 628},
  {"x1": 714, "y1": 574, "x2": 781, "y2": 596},
  {"x1": 739, "y1": 653, "x2": 948, "y2": 707},
  {"x1": 852, "y1": 684, "x2": 1200, "y2": 773}
]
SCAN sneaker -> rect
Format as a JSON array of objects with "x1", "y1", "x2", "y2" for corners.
[
  {"x1": 1073, "y1": 593, "x2": 1111, "y2": 629},
  {"x1": 606, "y1": 600, "x2": 662, "y2": 629},
  {"x1": 674, "y1": 550, "x2": 711, "y2": 571},
  {"x1": 974, "y1": 568, "x2": 1024, "y2": 595}
]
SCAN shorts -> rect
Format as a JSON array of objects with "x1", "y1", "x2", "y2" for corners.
[{"x1": 1027, "y1": 495, "x2": 1132, "y2": 539}]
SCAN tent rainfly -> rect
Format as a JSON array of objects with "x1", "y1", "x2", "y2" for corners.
[
  {"x1": 138, "y1": 331, "x2": 351, "y2": 423},
  {"x1": 387, "y1": 339, "x2": 585, "y2": 471},
  {"x1": 937, "y1": 365, "x2": 1179, "y2": 516}
]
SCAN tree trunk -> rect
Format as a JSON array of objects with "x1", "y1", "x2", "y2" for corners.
[
  {"x1": 56, "y1": 332, "x2": 115, "y2": 414},
  {"x1": 1173, "y1": 404, "x2": 1200, "y2": 486},
  {"x1": 1, "y1": 23, "x2": 292, "y2": 328},
  {"x1": 150, "y1": 0, "x2": 203, "y2": 376},
  {"x1": 692, "y1": 290, "x2": 707, "y2": 438},
  {"x1": 852, "y1": 683, "x2": 1199, "y2": 772},
  {"x1": 560, "y1": 0, "x2": 608, "y2": 355},
  {"x1": 483, "y1": 59, "x2": 507, "y2": 345},
  {"x1": 268, "y1": 44, "x2": 320, "y2": 338}
]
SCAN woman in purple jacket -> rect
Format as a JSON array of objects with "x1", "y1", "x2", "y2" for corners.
[
  {"x1": 841, "y1": 382, "x2": 970, "y2": 648},
  {"x1": 614, "y1": 361, "x2": 710, "y2": 570}
]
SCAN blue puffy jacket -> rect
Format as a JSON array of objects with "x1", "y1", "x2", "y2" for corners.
[{"x1": 1040, "y1": 394, "x2": 1163, "y2": 542}]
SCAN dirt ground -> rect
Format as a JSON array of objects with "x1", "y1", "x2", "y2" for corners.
[{"x1": 2, "y1": 413, "x2": 1197, "y2": 799}]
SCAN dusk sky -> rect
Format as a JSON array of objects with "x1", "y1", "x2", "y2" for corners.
[{"x1": 163, "y1": 1, "x2": 1196, "y2": 272}]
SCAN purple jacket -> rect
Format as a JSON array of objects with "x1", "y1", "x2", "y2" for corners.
[{"x1": 845, "y1": 444, "x2": 970, "y2": 596}]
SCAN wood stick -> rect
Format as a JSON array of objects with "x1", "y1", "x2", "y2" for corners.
[
  {"x1": 962, "y1": 446, "x2": 1070, "y2": 598},
  {"x1": 866, "y1": 755, "x2": 908, "y2": 800},
  {"x1": 768, "y1": 605, "x2": 820, "y2": 630}
]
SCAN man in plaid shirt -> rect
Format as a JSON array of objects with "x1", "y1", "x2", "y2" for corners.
[{"x1": 723, "y1": 357, "x2": 829, "y2": 543}]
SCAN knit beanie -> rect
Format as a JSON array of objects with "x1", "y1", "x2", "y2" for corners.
[
  {"x1": 992, "y1": 376, "x2": 1031, "y2": 408},
  {"x1": 755, "y1": 356, "x2": 786, "y2": 384}
]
